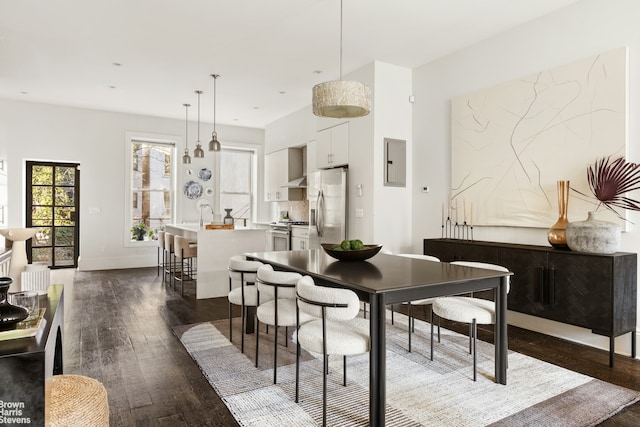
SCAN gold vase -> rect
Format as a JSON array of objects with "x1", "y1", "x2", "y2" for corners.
[{"x1": 547, "y1": 180, "x2": 570, "y2": 248}]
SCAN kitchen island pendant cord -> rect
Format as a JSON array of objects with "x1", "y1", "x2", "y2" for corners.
[
  {"x1": 209, "y1": 74, "x2": 221, "y2": 152},
  {"x1": 182, "y1": 103, "x2": 191, "y2": 164},
  {"x1": 194, "y1": 90, "x2": 205, "y2": 158}
]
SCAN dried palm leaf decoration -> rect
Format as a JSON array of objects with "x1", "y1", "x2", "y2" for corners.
[{"x1": 572, "y1": 156, "x2": 640, "y2": 219}]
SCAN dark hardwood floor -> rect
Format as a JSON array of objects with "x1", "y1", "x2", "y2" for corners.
[{"x1": 58, "y1": 267, "x2": 640, "y2": 426}]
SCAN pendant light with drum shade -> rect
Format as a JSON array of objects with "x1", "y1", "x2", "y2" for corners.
[
  {"x1": 193, "y1": 90, "x2": 205, "y2": 158},
  {"x1": 182, "y1": 103, "x2": 191, "y2": 164},
  {"x1": 312, "y1": 0, "x2": 370, "y2": 118},
  {"x1": 208, "y1": 74, "x2": 222, "y2": 152}
]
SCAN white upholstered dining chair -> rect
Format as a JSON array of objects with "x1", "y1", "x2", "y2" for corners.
[
  {"x1": 227, "y1": 255, "x2": 264, "y2": 354},
  {"x1": 295, "y1": 275, "x2": 370, "y2": 427},
  {"x1": 256, "y1": 264, "x2": 313, "y2": 384},
  {"x1": 431, "y1": 261, "x2": 510, "y2": 381}
]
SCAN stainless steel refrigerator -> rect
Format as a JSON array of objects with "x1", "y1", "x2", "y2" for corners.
[{"x1": 308, "y1": 167, "x2": 347, "y2": 248}]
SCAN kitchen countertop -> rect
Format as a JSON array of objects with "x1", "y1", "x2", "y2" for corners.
[{"x1": 170, "y1": 223, "x2": 263, "y2": 231}]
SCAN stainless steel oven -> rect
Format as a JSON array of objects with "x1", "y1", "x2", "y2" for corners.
[
  {"x1": 267, "y1": 223, "x2": 290, "y2": 251},
  {"x1": 266, "y1": 221, "x2": 310, "y2": 251}
]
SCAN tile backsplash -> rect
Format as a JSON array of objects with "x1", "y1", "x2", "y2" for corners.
[{"x1": 277, "y1": 199, "x2": 309, "y2": 222}]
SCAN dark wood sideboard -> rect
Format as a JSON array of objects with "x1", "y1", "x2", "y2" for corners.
[
  {"x1": 423, "y1": 238, "x2": 637, "y2": 367},
  {"x1": 0, "y1": 284, "x2": 64, "y2": 425}
]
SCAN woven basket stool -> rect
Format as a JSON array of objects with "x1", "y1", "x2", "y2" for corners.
[{"x1": 49, "y1": 374, "x2": 109, "y2": 427}]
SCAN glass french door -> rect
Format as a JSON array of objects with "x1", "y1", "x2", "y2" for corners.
[{"x1": 26, "y1": 161, "x2": 80, "y2": 268}]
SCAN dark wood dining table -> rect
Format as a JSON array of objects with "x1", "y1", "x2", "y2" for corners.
[{"x1": 245, "y1": 249, "x2": 512, "y2": 427}]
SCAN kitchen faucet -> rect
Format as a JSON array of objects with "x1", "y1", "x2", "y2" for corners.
[{"x1": 199, "y1": 203, "x2": 215, "y2": 229}]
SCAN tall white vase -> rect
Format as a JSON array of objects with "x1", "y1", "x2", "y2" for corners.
[{"x1": 0, "y1": 228, "x2": 38, "y2": 292}]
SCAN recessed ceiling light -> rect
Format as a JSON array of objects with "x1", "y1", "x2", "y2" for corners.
[
  {"x1": 253, "y1": 106, "x2": 259, "y2": 110},
  {"x1": 20, "y1": 91, "x2": 28, "y2": 95},
  {"x1": 234, "y1": 118, "x2": 239, "y2": 121},
  {"x1": 108, "y1": 85, "x2": 116, "y2": 89},
  {"x1": 313, "y1": 70, "x2": 322, "y2": 74},
  {"x1": 112, "y1": 62, "x2": 122, "y2": 67},
  {"x1": 279, "y1": 91, "x2": 286, "y2": 95}
]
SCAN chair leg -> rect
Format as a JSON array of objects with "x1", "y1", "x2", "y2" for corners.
[
  {"x1": 241, "y1": 305, "x2": 246, "y2": 354},
  {"x1": 472, "y1": 319, "x2": 477, "y2": 382},
  {"x1": 180, "y1": 258, "x2": 185, "y2": 296},
  {"x1": 285, "y1": 326, "x2": 289, "y2": 347},
  {"x1": 430, "y1": 310, "x2": 434, "y2": 361},
  {"x1": 273, "y1": 324, "x2": 278, "y2": 384},
  {"x1": 408, "y1": 302, "x2": 413, "y2": 352},
  {"x1": 255, "y1": 319, "x2": 260, "y2": 368},
  {"x1": 170, "y1": 252, "x2": 176, "y2": 290},
  {"x1": 162, "y1": 250, "x2": 168, "y2": 284},
  {"x1": 295, "y1": 332, "x2": 301, "y2": 403},
  {"x1": 228, "y1": 300, "x2": 233, "y2": 344},
  {"x1": 363, "y1": 302, "x2": 367, "y2": 319},
  {"x1": 391, "y1": 305, "x2": 395, "y2": 325},
  {"x1": 343, "y1": 355, "x2": 347, "y2": 386},
  {"x1": 468, "y1": 323, "x2": 473, "y2": 354},
  {"x1": 322, "y1": 353, "x2": 328, "y2": 427}
]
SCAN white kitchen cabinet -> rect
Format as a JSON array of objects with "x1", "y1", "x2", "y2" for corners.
[
  {"x1": 316, "y1": 122, "x2": 349, "y2": 169},
  {"x1": 291, "y1": 226, "x2": 310, "y2": 250},
  {"x1": 264, "y1": 148, "x2": 304, "y2": 202}
]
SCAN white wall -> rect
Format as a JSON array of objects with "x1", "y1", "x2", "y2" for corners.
[
  {"x1": 371, "y1": 62, "x2": 413, "y2": 253},
  {"x1": 412, "y1": 0, "x2": 639, "y2": 355},
  {"x1": 0, "y1": 99, "x2": 265, "y2": 270}
]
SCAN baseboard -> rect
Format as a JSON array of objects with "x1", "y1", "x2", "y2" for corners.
[
  {"x1": 508, "y1": 310, "x2": 637, "y2": 359},
  {"x1": 78, "y1": 254, "x2": 157, "y2": 271}
]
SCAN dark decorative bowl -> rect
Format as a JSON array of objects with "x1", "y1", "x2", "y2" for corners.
[{"x1": 321, "y1": 243, "x2": 383, "y2": 262}]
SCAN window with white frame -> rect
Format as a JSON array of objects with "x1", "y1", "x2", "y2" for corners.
[
  {"x1": 127, "y1": 135, "x2": 175, "y2": 243},
  {"x1": 218, "y1": 147, "x2": 255, "y2": 224}
]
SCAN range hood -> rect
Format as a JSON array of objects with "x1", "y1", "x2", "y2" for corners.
[{"x1": 282, "y1": 176, "x2": 307, "y2": 188}]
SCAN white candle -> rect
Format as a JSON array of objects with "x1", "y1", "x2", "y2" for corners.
[
  {"x1": 463, "y1": 197, "x2": 467, "y2": 222},
  {"x1": 455, "y1": 199, "x2": 459, "y2": 223}
]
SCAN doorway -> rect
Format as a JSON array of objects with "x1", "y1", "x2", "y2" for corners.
[{"x1": 26, "y1": 161, "x2": 80, "y2": 268}]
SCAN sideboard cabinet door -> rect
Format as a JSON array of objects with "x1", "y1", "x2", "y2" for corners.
[
  {"x1": 495, "y1": 247, "x2": 547, "y2": 315},
  {"x1": 545, "y1": 252, "x2": 612, "y2": 330}
]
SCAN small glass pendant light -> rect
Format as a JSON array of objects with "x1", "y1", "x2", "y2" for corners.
[
  {"x1": 193, "y1": 90, "x2": 205, "y2": 158},
  {"x1": 182, "y1": 103, "x2": 192, "y2": 164},
  {"x1": 209, "y1": 74, "x2": 222, "y2": 152}
]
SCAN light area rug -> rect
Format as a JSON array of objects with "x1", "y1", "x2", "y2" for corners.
[{"x1": 173, "y1": 312, "x2": 640, "y2": 427}]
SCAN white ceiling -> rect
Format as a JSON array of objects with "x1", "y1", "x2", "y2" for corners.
[{"x1": 0, "y1": 0, "x2": 583, "y2": 129}]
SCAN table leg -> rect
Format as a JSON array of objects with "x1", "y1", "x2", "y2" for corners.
[
  {"x1": 369, "y1": 293, "x2": 386, "y2": 427},
  {"x1": 495, "y1": 276, "x2": 508, "y2": 385}
]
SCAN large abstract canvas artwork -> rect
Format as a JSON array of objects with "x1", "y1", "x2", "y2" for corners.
[{"x1": 451, "y1": 47, "x2": 628, "y2": 228}]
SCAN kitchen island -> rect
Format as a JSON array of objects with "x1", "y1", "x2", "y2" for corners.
[{"x1": 165, "y1": 224, "x2": 266, "y2": 299}]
